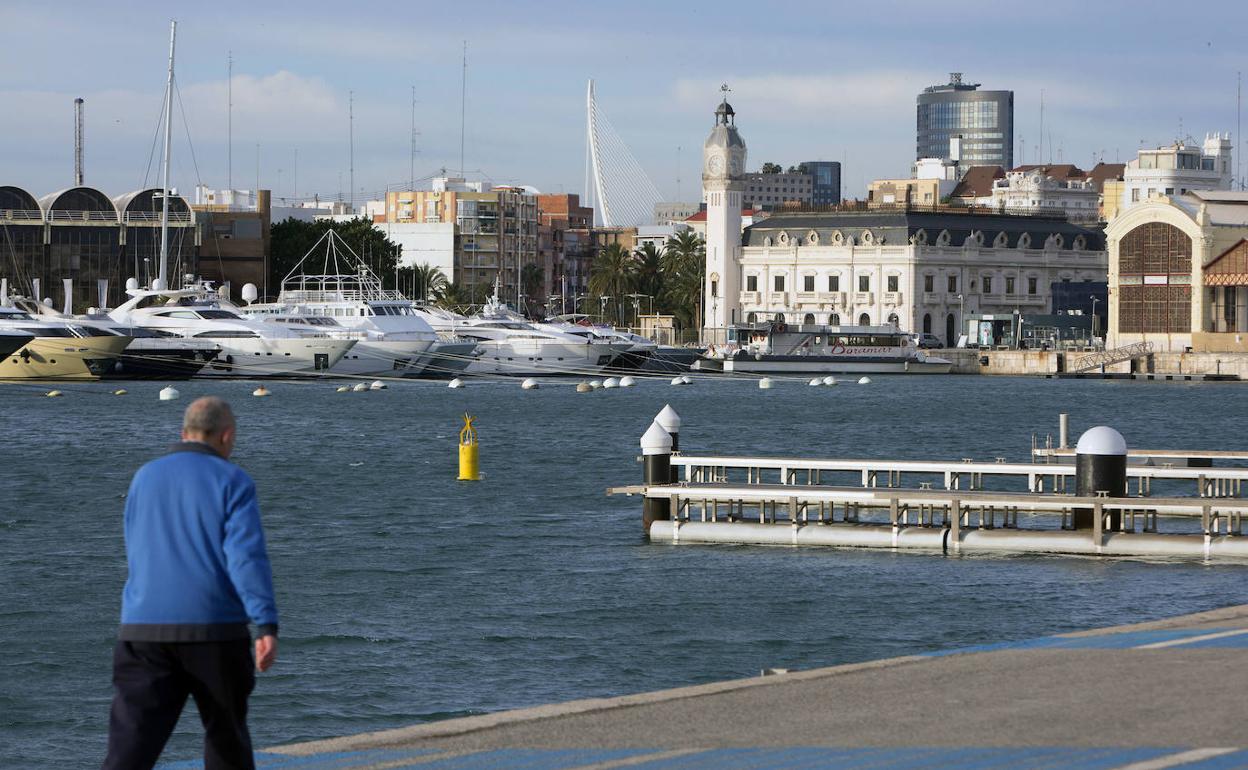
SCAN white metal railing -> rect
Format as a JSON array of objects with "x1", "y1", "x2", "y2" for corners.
[
  {"x1": 1070, "y1": 341, "x2": 1154, "y2": 373},
  {"x1": 123, "y1": 211, "x2": 193, "y2": 224},
  {"x1": 46, "y1": 210, "x2": 118, "y2": 222},
  {"x1": 1, "y1": 209, "x2": 42, "y2": 221}
]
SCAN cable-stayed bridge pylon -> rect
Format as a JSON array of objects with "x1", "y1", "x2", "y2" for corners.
[{"x1": 585, "y1": 79, "x2": 664, "y2": 228}]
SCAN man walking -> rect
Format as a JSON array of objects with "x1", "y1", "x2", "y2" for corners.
[{"x1": 103, "y1": 396, "x2": 278, "y2": 770}]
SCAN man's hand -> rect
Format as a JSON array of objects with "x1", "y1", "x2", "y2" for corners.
[{"x1": 255, "y1": 635, "x2": 278, "y2": 673}]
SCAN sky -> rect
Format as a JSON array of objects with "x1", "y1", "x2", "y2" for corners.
[{"x1": 4, "y1": 0, "x2": 1248, "y2": 207}]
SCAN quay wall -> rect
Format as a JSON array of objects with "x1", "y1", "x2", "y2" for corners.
[{"x1": 940, "y1": 349, "x2": 1248, "y2": 379}]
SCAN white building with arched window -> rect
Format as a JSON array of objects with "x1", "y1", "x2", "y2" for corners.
[{"x1": 733, "y1": 210, "x2": 1106, "y2": 346}]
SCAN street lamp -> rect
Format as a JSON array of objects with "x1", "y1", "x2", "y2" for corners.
[
  {"x1": 957, "y1": 293, "x2": 964, "y2": 344},
  {"x1": 1089, "y1": 294, "x2": 1100, "y2": 341}
]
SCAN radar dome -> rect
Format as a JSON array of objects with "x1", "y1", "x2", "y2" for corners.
[{"x1": 241, "y1": 283, "x2": 259, "y2": 304}]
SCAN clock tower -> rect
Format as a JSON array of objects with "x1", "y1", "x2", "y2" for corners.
[{"x1": 702, "y1": 88, "x2": 747, "y2": 337}]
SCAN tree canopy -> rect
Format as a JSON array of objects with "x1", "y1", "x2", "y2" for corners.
[{"x1": 269, "y1": 217, "x2": 400, "y2": 297}]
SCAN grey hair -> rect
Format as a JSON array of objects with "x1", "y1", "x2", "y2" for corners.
[{"x1": 183, "y1": 396, "x2": 235, "y2": 436}]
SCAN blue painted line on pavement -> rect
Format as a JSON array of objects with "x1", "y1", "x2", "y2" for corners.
[
  {"x1": 624, "y1": 747, "x2": 1182, "y2": 770},
  {"x1": 1177, "y1": 634, "x2": 1248, "y2": 650},
  {"x1": 925, "y1": 627, "x2": 1240, "y2": 657},
  {"x1": 158, "y1": 747, "x2": 438, "y2": 769},
  {"x1": 390, "y1": 748, "x2": 663, "y2": 769},
  {"x1": 1173, "y1": 748, "x2": 1248, "y2": 768}
]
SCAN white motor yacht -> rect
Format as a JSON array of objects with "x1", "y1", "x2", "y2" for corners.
[
  {"x1": 538, "y1": 315, "x2": 657, "y2": 370},
  {"x1": 108, "y1": 287, "x2": 354, "y2": 377},
  {"x1": 413, "y1": 285, "x2": 620, "y2": 376},
  {"x1": 243, "y1": 230, "x2": 478, "y2": 378},
  {"x1": 0, "y1": 306, "x2": 131, "y2": 380}
]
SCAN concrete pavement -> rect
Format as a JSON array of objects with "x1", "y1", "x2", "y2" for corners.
[{"x1": 166, "y1": 604, "x2": 1248, "y2": 769}]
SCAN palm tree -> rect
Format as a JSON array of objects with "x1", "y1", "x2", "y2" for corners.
[
  {"x1": 633, "y1": 242, "x2": 664, "y2": 318},
  {"x1": 520, "y1": 262, "x2": 544, "y2": 317},
  {"x1": 661, "y1": 230, "x2": 706, "y2": 332},
  {"x1": 589, "y1": 242, "x2": 637, "y2": 325},
  {"x1": 436, "y1": 282, "x2": 469, "y2": 312},
  {"x1": 409, "y1": 263, "x2": 448, "y2": 302}
]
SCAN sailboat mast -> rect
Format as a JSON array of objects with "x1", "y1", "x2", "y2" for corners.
[{"x1": 158, "y1": 19, "x2": 177, "y2": 290}]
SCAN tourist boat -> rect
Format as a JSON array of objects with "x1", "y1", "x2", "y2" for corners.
[
  {"x1": 108, "y1": 286, "x2": 355, "y2": 377},
  {"x1": 9, "y1": 297, "x2": 220, "y2": 380},
  {"x1": 693, "y1": 322, "x2": 953, "y2": 374},
  {"x1": 413, "y1": 284, "x2": 621, "y2": 376},
  {"x1": 0, "y1": 306, "x2": 131, "y2": 380}
]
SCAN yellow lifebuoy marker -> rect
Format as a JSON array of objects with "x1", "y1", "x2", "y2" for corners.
[{"x1": 458, "y1": 412, "x2": 480, "y2": 481}]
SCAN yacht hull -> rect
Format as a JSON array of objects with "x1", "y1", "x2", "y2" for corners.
[
  {"x1": 0, "y1": 336, "x2": 131, "y2": 380},
  {"x1": 105, "y1": 340, "x2": 221, "y2": 380},
  {"x1": 461, "y1": 341, "x2": 615, "y2": 376},
  {"x1": 710, "y1": 354, "x2": 953, "y2": 375},
  {"x1": 328, "y1": 338, "x2": 435, "y2": 377},
  {"x1": 196, "y1": 338, "x2": 355, "y2": 377},
  {"x1": 412, "y1": 341, "x2": 481, "y2": 378}
]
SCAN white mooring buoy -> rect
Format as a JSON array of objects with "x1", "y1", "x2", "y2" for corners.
[
  {"x1": 619, "y1": 375, "x2": 636, "y2": 387},
  {"x1": 447, "y1": 378, "x2": 465, "y2": 389},
  {"x1": 823, "y1": 376, "x2": 837, "y2": 386},
  {"x1": 112, "y1": 388, "x2": 128, "y2": 396},
  {"x1": 589, "y1": 379, "x2": 602, "y2": 390},
  {"x1": 576, "y1": 381, "x2": 593, "y2": 393},
  {"x1": 670, "y1": 376, "x2": 686, "y2": 386},
  {"x1": 352, "y1": 382, "x2": 368, "y2": 392},
  {"x1": 252, "y1": 386, "x2": 271, "y2": 397},
  {"x1": 45, "y1": 389, "x2": 63, "y2": 398},
  {"x1": 335, "y1": 385, "x2": 351, "y2": 393},
  {"x1": 369, "y1": 380, "x2": 387, "y2": 390},
  {"x1": 521, "y1": 378, "x2": 540, "y2": 390},
  {"x1": 681, "y1": 375, "x2": 693, "y2": 385},
  {"x1": 159, "y1": 386, "x2": 180, "y2": 401},
  {"x1": 758, "y1": 377, "x2": 774, "y2": 389},
  {"x1": 602, "y1": 377, "x2": 619, "y2": 389},
  {"x1": 858, "y1": 376, "x2": 871, "y2": 385},
  {"x1": 808, "y1": 378, "x2": 821, "y2": 386}
]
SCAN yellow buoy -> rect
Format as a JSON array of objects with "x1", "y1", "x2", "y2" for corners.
[{"x1": 457, "y1": 412, "x2": 480, "y2": 481}]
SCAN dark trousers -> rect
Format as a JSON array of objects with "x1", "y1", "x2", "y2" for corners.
[{"x1": 102, "y1": 639, "x2": 256, "y2": 770}]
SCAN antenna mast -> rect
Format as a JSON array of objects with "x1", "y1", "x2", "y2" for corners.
[
  {"x1": 74, "y1": 98, "x2": 84, "y2": 186},
  {"x1": 227, "y1": 51, "x2": 233, "y2": 192},
  {"x1": 459, "y1": 41, "x2": 467, "y2": 176},
  {"x1": 349, "y1": 90, "x2": 355, "y2": 214},
  {"x1": 158, "y1": 19, "x2": 177, "y2": 290},
  {"x1": 410, "y1": 85, "x2": 417, "y2": 191}
]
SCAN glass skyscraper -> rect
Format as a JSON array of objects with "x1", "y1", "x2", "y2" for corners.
[{"x1": 916, "y1": 73, "x2": 1013, "y2": 169}]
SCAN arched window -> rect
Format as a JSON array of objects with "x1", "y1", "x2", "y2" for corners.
[
  {"x1": 746, "y1": 312, "x2": 757, "y2": 324},
  {"x1": 773, "y1": 312, "x2": 785, "y2": 322},
  {"x1": 887, "y1": 313, "x2": 900, "y2": 328},
  {"x1": 922, "y1": 313, "x2": 932, "y2": 333},
  {"x1": 1118, "y1": 222, "x2": 1192, "y2": 333},
  {"x1": 803, "y1": 313, "x2": 816, "y2": 326},
  {"x1": 858, "y1": 312, "x2": 871, "y2": 326},
  {"x1": 829, "y1": 313, "x2": 840, "y2": 326}
]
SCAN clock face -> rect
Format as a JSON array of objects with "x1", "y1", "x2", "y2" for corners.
[{"x1": 706, "y1": 153, "x2": 725, "y2": 176}]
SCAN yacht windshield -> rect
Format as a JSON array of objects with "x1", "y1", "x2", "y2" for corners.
[{"x1": 196, "y1": 310, "x2": 244, "y2": 320}]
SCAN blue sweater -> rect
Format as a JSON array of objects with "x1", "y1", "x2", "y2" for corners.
[{"x1": 119, "y1": 442, "x2": 278, "y2": 642}]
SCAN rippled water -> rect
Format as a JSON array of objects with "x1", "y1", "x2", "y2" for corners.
[{"x1": 2, "y1": 374, "x2": 1247, "y2": 766}]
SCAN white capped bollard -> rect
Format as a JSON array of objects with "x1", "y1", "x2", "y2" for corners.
[
  {"x1": 1075, "y1": 426, "x2": 1127, "y2": 531},
  {"x1": 641, "y1": 421, "x2": 674, "y2": 535},
  {"x1": 655, "y1": 404, "x2": 681, "y2": 482}
]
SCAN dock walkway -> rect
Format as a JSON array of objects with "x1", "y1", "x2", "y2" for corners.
[{"x1": 241, "y1": 604, "x2": 1248, "y2": 770}]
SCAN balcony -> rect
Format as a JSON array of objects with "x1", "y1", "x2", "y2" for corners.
[
  {"x1": 819, "y1": 291, "x2": 846, "y2": 305},
  {"x1": 795, "y1": 291, "x2": 820, "y2": 305},
  {"x1": 981, "y1": 293, "x2": 1004, "y2": 304},
  {"x1": 768, "y1": 292, "x2": 788, "y2": 304},
  {"x1": 738, "y1": 291, "x2": 760, "y2": 304},
  {"x1": 921, "y1": 292, "x2": 943, "y2": 305},
  {"x1": 854, "y1": 291, "x2": 874, "y2": 304},
  {"x1": 882, "y1": 291, "x2": 903, "y2": 306}
]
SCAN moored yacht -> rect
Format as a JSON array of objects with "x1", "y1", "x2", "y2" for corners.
[
  {"x1": 413, "y1": 287, "x2": 619, "y2": 376},
  {"x1": 108, "y1": 287, "x2": 354, "y2": 377},
  {"x1": 0, "y1": 306, "x2": 131, "y2": 380},
  {"x1": 694, "y1": 321, "x2": 953, "y2": 374},
  {"x1": 10, "y1": 297, "x2": 220, "y2": 380}
]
